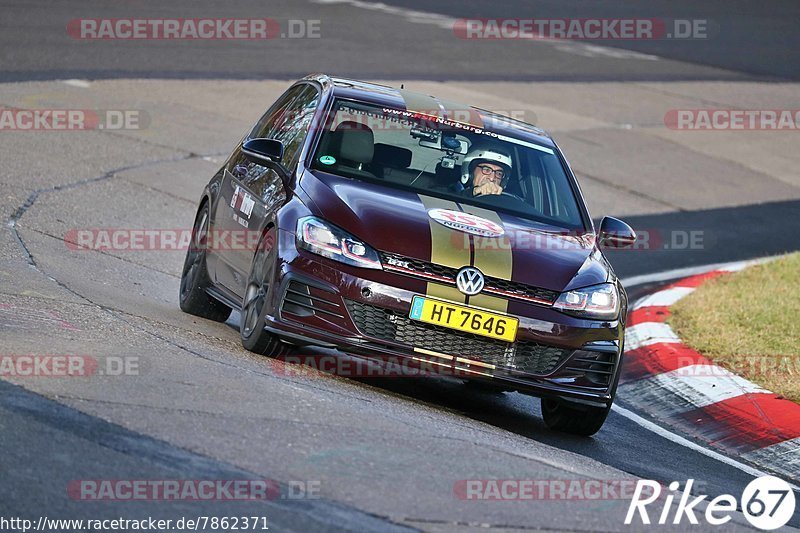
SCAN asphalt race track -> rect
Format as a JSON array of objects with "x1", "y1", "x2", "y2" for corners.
[{"x1": 2, "y1": 1, "x2": 800, "y2": 531}]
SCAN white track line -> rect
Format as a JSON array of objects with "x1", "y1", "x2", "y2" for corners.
[
  {"x1": 620, "y1": 257, "x2": 775, "y2": 289},
  {"x1": 61, "y1": 79, "x2": 91, "y2": 88},
  {"x1": 313, "y1": 0, "x2": 660, "y2": 61},
  {"x1": 612, "y1": 404, "x2": 797, "y2": 487}
]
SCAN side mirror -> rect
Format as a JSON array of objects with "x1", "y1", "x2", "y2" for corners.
[
  {"x1": 598, "y1": 216, "x2": 636, "y2": 248},
  {"x1": 242, "y1": 138, "x2": 284, "y2": 165}
]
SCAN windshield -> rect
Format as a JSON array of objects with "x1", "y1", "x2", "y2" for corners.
[{"x1": 310, "y1": 100, "x2": 587, "y2": 231}]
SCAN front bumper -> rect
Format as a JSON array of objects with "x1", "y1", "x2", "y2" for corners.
[{"x1": 266, "y1": 230, "x2": 625, "y2": 406}]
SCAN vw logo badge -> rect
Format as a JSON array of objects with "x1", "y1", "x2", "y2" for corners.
[{"x1": 456, "y1": 267, "x2": 485, "y2": 296}]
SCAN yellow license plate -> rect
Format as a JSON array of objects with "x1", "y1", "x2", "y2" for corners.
[{"x1": 409, "y1": 296, "x2": 518, "y2": 342}]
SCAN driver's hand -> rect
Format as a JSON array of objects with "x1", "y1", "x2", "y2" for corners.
[{"x1": 473, "y1": 182, "x2": 503, "y2": 197}]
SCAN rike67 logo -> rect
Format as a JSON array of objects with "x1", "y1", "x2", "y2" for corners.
[{"x1": 626, "y1": 476, "x2": 795, "y2": 530}]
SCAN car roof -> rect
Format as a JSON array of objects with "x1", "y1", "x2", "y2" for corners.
[{"x1": 302, "y1": 74, "x2": 557, "y2": 149}]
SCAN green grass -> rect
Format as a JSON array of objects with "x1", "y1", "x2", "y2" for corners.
[{"x1": 668, "y1": 253, "x2": 800, "y2": 401}]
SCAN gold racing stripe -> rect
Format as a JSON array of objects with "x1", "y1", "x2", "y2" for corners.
[
  {"x1": 457, "y1": 205, "x2": 512, "y2": 313},
  {"x1": 418, "y1": 194, "x2": 469, "y2": 304}
]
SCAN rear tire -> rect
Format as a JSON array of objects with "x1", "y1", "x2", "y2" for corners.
[
  {"x1": 541, "y1": 398, "x2": 610, "y2": 436},
  {"x1": 240, "y1": 229, "x2": 292, "y2": 357},
  {"x1": 179, "y1": 203, "x2": 232, "y2": 322}
]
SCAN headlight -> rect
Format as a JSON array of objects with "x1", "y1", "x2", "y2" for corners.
[
  {"x1": 296, "y1": 216, "x2": 382, "y2": 270},
  {"x1": 553, "y1": 283, "x2": 619, "y2": 320}
]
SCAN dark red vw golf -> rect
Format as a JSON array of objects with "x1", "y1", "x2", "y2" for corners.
[{"x1": 180, "y1": 74, "x2": 636, "y2": 435}]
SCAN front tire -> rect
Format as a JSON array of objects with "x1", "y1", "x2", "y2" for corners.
[
  {"x1": 240, "y1": 229, "x2": 291, "y2": 357},
  {"x1": 541, "y1": 398, "x2": 610, "y2": 436},
  {"x1": 179, "y1": 203, "x2": 232, "y2": 322}
]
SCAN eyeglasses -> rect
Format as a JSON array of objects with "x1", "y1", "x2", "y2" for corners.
[{"x1": 477, "y1": 164, "x2": 505, "y2": 181}]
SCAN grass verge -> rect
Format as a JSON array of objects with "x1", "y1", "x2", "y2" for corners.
[{"x1": 668, "y1": 253, "x2": 800, "y2": 402}]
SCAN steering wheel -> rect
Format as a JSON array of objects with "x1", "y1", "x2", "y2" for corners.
[{"x1": 500, "y1": 191, "x2": 526, "y2": 202}]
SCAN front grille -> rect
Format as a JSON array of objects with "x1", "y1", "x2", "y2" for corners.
[
  {"x1": 382, "y1": 253, "x2": 459, "y2": 280},
  {"x1": 345, "y1": 300, "x2": 572, "y2": 375},
  {"x1": 379, "y1": 252, "x2": 559, "y2": 305}
]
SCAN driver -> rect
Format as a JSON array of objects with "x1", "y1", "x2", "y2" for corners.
[{"x1": 457, "y1": 146, "x2": 512, "y2": 197}]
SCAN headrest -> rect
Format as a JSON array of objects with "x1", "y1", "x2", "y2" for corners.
[
  {"x1": 372, "y1": 143, "x2": 412, "y2": 169},
  {"x1": 334, "y1": 121, "x2": 374, "y2": 164}
]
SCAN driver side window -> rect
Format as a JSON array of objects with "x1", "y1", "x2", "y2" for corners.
[
  {"x1": 250, "y1": 84, "x2": 320, "y2": 172},
  {"x1": 234, "y1": 84, "x2": 320, "y2": 205}
]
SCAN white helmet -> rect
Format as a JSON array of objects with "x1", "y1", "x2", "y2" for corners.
[{"x1": 460, "y1": 146, "x2": 513, "y2": 187}]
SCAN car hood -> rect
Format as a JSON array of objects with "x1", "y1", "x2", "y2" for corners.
[{"x1": 300, "y1": 169, "x2": 609, "y2": 292}]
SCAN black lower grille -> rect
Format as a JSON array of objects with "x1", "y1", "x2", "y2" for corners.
[
  {"x1": 565, "y1": 349, "x2": 616, "y2": 386},
  {"x1": 345, "y1": 300, "x2": 572, "y2": 375},
  {"x1": 281, "y1": 281, "x2": 344, "y2": 319}
]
